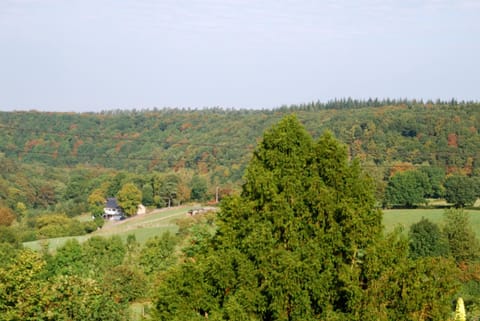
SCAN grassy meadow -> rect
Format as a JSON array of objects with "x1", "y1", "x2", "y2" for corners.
[
  {"x1": 383, "y1": 208, "x2": 480, "y2": 236},
  {"x1": 23, "y1": 205, "x2": 193, "y2": 252},
  {"x1": 24, "y1": 204, "x2": 480, "y2": 252}
]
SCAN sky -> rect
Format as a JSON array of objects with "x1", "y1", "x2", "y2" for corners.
[{"x1": 0, "y1": 0, "x2": 479, "y2": 112}]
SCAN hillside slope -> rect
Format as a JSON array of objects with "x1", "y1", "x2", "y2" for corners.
[{"x1": 2, "y1": 100, "x2": 479, "y2": 182}]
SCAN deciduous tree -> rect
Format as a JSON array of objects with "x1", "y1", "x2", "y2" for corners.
[
  {"x1": 384, "y1": 170, "x2": 430, "y2": 208},
  {"x1": 444, "y1": 175, "x2": 478, "y2": 208},
  {"x1": 87, "y1": 188, "x2": 106, "y2": 217},
  {"x1": 443, "y1": 208, "x2": 480, "y2": 263},
  {"x1": 0, "y1": 207, "x2": 16, "y2": 226},
  {"x1": 116, "y1": 183, "x2": 142, "y2": 216}
]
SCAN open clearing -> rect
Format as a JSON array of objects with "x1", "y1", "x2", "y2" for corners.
[
  {"x1": 23, "y1": 205, "x2": 194, "y2": 252},
  {"x1": 24, "y1": 206, "x2": 480, "y2": 252},
  {"x1": 383, "y1": 208, "x2": 480, "y2": 235}
]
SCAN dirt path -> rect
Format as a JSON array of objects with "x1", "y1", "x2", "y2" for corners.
[{"x1": 99, "y1": 205, "x2": 191, "y2": 233}]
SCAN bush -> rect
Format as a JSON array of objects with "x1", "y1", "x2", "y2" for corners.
[{"x1": 82, "y1": 221, "x2": 98, "y2": 234}]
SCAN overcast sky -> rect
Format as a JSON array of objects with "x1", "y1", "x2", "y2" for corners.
[{"x1": 0, "y1": 0, "x2": 479, "y2": 112}]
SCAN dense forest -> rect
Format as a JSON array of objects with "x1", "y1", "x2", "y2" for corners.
[
  {"x1": 2, "y1": 99, "x2": 480, "y2": 178},
  {"x1": 1, "y1": 99, "x2": 480, "y2": 211},
  {"x1": 1, "y1": 101, "x2": 480, "y2": 319}
]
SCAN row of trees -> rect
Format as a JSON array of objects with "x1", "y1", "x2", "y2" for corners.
[
  {"x1": 0, "y1": 150, "x2": 220, "y2": 217},
  {"x1": 87, "y1": 172, "x2": 212, "y2": 217},
  {"x1": 385, "y1": 168, "x2": 480, "y2": 208}
]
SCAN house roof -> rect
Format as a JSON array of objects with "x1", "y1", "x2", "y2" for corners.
[{"x1": 105, "y1": 197, "x2": 119, "y2": 208}]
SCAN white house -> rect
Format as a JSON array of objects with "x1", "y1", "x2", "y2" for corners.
[{"x1": 103, "y1": 198, "x2": 124, "y2": 220}]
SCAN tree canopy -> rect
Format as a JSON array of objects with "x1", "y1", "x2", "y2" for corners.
[
  {"x1": 444, "y1": 175, "x2": 479, "y2": 208},
  {"x1": 116, "y1": 183, "x2": 142, "y2": 216}
]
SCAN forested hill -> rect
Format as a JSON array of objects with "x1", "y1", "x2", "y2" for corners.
[{"x1": 1, "y1": 99, "x2": 480, "y2": 183}]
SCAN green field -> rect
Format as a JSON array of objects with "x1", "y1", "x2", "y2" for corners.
[
  {"x1": 23, "y1": 206, "x2": 193, "y2": 252},
  {"x1": 383, "y1": 208, "x2": 480, "y2": 236},
  {"x1": 24, "y1": 206, "x2": 480, "y2": 252}
]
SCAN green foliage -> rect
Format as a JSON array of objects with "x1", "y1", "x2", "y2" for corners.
[
  {"x1": 82, "y1": 236, "x2": 127, "y2": 277},
  {"x1": 0, "y1": 249, "x2": 48, "y2": 320},
  {"x1": 409, "y1": 217, "x2": 449, "y2": 259},
  {"x1": 2, "y1": 101, "x2": 480, "y2": 210},
  {"x1": 153, "y1": 115, "x2": 458, "y2": 320},
  {"x1": 46, "y1": 239, "x2": 85, "y2": 277},
  {"x1": 182, "y1": 223, "x2": 215, "y2": 258},
  {"x1": 457, "y1": 274, "x2": 480, "y2": 321},
  {"x1": 42, "y1": 275, "x2": 127, "y2": 321},
  {"x1": 88, "y1": 188, "x2": 106, "y2": 216},
  {"x1": 116, "y1": 182, "x2": 142, "y2": 216},
  {"x1": 0, "y1": 102, "x2": 480, "y2": 218},
  {"x1": 443, "y1": 208, "x2": 480, "y2": 263},
  {"x1": 139, "y1": 231, "x2": 178, "y2": 275},
  {"x1": 102, "y1": 265, "x2": 147, "y2": 303},
  {"x1": 444, "y1": 175, "x2": 478, "y2": 208},
  {"x1": 357, "y1": 228, "x2": 459, "y2": 320},
  {"x1": 419, "y1": 166, "x2": 446, "y2": 198},
  {"x1": 190, "y1": 175, "x2": 208, "y2": 201},
  {"x1": 157, "y1": 174, "x2": 180, "y2": 207},
  {"x1": 366, "y1": 256, "x2": 459, "y2": 321},
  {"x1": 141, "y1": 183, "x2": 154, "y2": 206},
  {"x1": 48, "y1": 235, "x2": 127, "y2": 278},
  {"x1": 0, "y1": 243, "x2": 19, "y2": 270},
  {"x1": 384, "y1": 170, "x2": 430, "y2": 208},
  {"x1": 107, "y1": 172, "x2": 129, "y2": 198},
  {"x1": 2, "y1": 103, "x2": 480, "y2": 319},
  {"x1": 35, "y1": 213, "x2": 86, "y2": 239},
  {"x1": 0, "y1": 226, "x2": 20, "y2": 247}
]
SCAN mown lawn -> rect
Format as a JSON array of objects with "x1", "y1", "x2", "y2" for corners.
[
  {"x1": 23, "y1": 205, "x2": 480, "y2": 252},
  {"x1": 23, "y1": 206, "x2": 193, "y2": 252},
  {"x1": 383, "y1": 208, "x2": 480, "y2": 236}
]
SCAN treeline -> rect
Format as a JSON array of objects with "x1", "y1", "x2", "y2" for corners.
[{"x1": 1, "y1": 100, "x2": 480, "y2": 177}]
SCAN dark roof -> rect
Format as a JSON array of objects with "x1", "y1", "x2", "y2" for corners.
[{"x1": 105, "y1": 197, "x2": 119, "y2": 208}]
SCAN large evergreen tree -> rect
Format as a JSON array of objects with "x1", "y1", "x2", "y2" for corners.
[{"x1": 153, "y1": 115, "x2": 458, "y2": 320}]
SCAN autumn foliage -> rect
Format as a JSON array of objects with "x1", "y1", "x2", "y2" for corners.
[{"x1": 0, "y1": 207, "x2": 16, "y2": 226}]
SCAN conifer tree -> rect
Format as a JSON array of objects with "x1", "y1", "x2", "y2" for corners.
[{"x1": 153, "y1": 115, "x2": 458, "y2": 320}]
